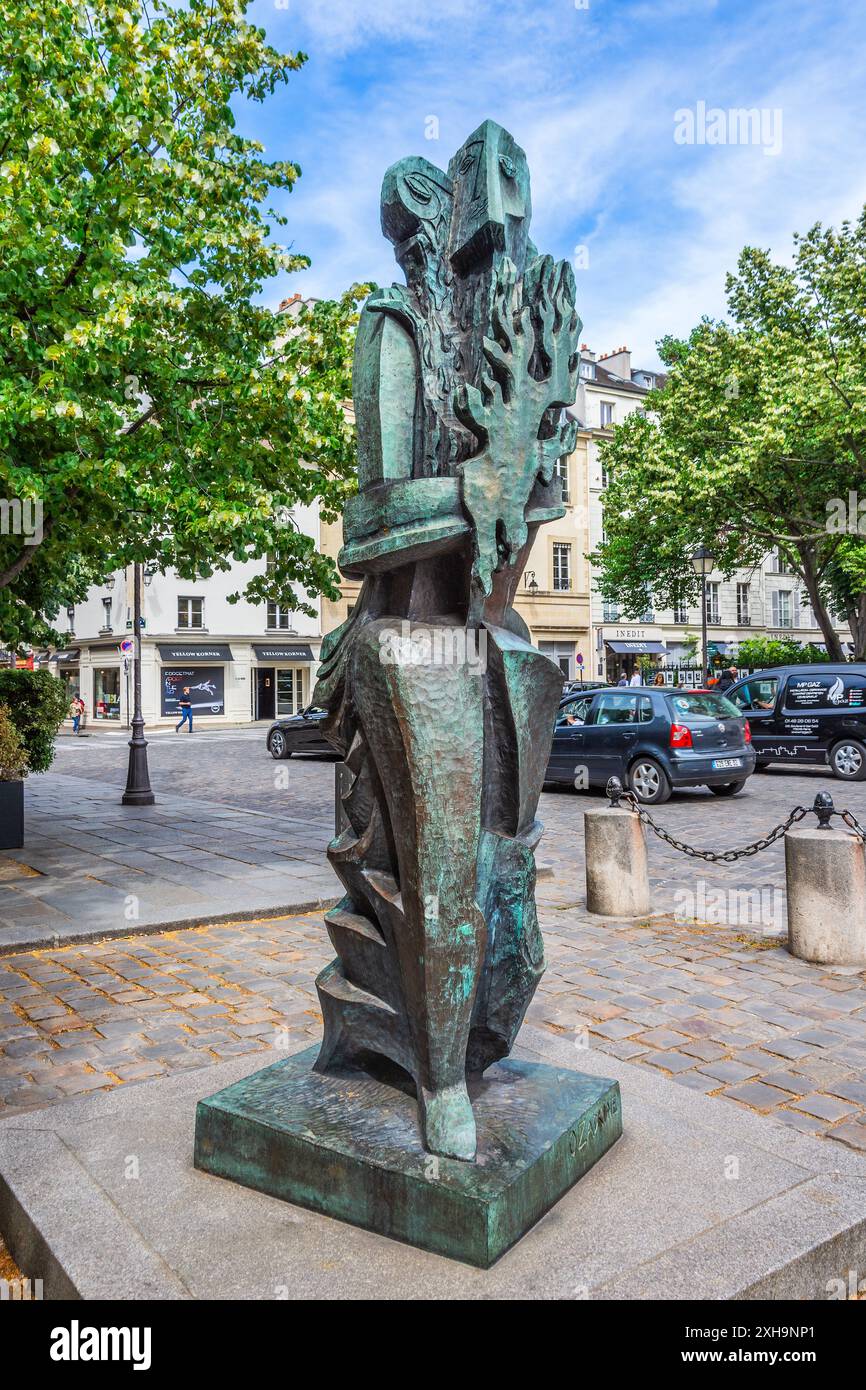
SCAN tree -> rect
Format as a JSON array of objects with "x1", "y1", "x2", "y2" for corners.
[
  {"x1": 592, "y1": 210, "x2": 866, "y2": 660},
  {"x1": 0, "y1": 1, "x2": 368, "y2": 650}
]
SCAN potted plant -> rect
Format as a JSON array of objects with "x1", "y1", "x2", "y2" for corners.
[{"x1": 0, "y1": 704, "x2": 30, "y2": 850}]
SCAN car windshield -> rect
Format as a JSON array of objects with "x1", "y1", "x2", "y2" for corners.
[{"x1": 666, "y1": 692, "x2": 740, "y2": 719}]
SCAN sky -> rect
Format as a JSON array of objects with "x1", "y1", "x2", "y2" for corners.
[{"x1": 241, "y1": 0, "x2": 866, "y2": 370}]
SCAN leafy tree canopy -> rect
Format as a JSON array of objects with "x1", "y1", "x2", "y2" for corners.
[
  {"x1": 0, "y1": 0, "x2": 369, "y2": 649},
  {"x1": 592, "y1": 210, "x2": 866, "y2": 660}
]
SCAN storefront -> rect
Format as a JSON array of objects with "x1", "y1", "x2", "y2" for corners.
[
  {"x1": 252, "y1": 644, "x2": 315, "y2": 720},
  {"x1": 156, "y1": 643, "x2": 233, "y2": 720},
  {"x1": 599, "y1": 627, "x2": 667, "y2": 683},
  {"x1": 93, "y1": 665, "x2": 121, "y2": 720}
]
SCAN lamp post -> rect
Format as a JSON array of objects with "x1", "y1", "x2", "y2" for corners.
[
  {"x1": 690, "y1": 544, "x2": 716, "y2": 683},
  {"x1": 121, "y1": 561, "x2": 155, "y2": 806}
]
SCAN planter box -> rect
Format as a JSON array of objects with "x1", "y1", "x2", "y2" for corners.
[{"x1": 0, "y1": 779, "x2": 24, "y2": 851}]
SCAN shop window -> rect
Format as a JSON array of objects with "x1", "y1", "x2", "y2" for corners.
[
  {"x1": 93, "y1": 667, "x2": 120, "y2": 720},
  {"x1": 277, "y1": 668, "x2": 305, "y2": 716}
]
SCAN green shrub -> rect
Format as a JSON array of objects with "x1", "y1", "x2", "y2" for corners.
[
  {"x1": 0, "y1": 670, "x2": 68, "y2": 772},
  {"x1": 0, "y1": 704, "x2": 29, "y2": 782}
]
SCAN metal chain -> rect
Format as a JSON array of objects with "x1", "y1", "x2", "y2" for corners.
[
  {"x1": 616, "y1": 790, "x2": 809, "y2": 862},
  {"x1": 840, "y1": 809, "x2": 866, "y2": 842}
]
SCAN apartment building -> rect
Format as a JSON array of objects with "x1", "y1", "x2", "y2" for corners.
[{"x1": 579, "y1": 346, "x2": 852, "y2": 680}]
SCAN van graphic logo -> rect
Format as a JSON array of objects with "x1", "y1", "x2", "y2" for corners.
[{"x1": 828, "y1": 676, "x2": 845, "y2": 705}]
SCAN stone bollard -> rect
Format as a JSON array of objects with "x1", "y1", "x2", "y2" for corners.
[
  {"x1": 584, "y1": 807, "x2": 650, "y2": 918},
  {"x1": 785, "y1": 826, "x2": 866, "y2": 966}
]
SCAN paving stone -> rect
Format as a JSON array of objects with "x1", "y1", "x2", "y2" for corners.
[
  {"x1": 641, "y1": 1050, "x2": 698, "y2": 1075},
  {"x1": 697, "y1": 1059, "x2": 762, "y2": 1085},
  {"x1": 722, "y1": 1080, "x2": 792, "y2": 1112},
  {"x1": 789, "y1": 1094, "x2": 859, "y2": 1123},
  {"x1": 828, "y1": 1121, "x2": 866, "y2": 1153}
]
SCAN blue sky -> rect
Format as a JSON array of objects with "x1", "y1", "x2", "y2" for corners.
[{"x1": 242, "y1": 0, "x2": 866, "y2": 369}]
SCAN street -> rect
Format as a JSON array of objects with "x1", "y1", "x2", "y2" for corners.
[{"x1": 0, "y1": 730, "x2": 864, "y2": 1154}]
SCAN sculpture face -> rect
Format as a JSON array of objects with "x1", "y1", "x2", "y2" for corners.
[
  {"x1": 311, "y1": 122, "x2": 581, "y2": 1162},
  {"x1": 447, "y1": 120, "x2": 531, "y2": 272}
]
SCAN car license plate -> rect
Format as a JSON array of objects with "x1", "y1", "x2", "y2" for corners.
[{"x1": 712, "y1": 757, "x2": 742, "y2": 770}]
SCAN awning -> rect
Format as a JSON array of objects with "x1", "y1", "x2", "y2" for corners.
[
  {"x1": 605, "y1": 639, "x2": 667, "y2": 655},
  {"x1": 157, "y1": 643, "x2": 233, "y2": 662},
  {"x1": 708, "y1": 640, "x2": 731, "y2": 655},
  {"x1": 49, "y1": 648, "x2": 80, "y2": 664},
  {"x1": 252, "y1": 643, "x2": 315, "y2": 662}
]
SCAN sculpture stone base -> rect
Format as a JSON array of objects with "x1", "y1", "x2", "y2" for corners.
[{"x1": 193, "y1": 1046, "x2": 621, "y2": 1268}]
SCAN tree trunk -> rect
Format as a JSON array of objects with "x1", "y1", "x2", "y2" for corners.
[
  {"x1": 797, "y1": 545, "x2": 845, "y2": 661},
  {"x1": 846, "y1": 593, "x2": 866, "y2": 662}
]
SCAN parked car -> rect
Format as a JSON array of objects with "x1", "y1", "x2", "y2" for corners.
[
  {"x1": 562, "y1": 678, "x2": 607, "y2": 694},
  {"x1": 547, "y1": 686, "x2": 756, "y2": 803},
  {"x1": 266, "y1": 706, "x2": 333, "y2": 759},
  {"x1": 726, "y1": 665, "x2": 866, "y2": 780}
]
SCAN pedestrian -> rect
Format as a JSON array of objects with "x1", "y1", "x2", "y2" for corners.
[
  {"x1": 629, "y1": 669, "x2": 642, "y2": 686},
  {"x1": 70, "y1": 694, "x2": 84, "y2": 735},
  {"x1": 716, "y1": 664, "x2": 739, "y2": 693},
  {"x1": 616, "y1": 672, "x2": 628, "y2": 687},
  {"x1": 652, "y1": 672, "x2": 665, "y2": 686},
  {"x1": 175, "y1": 695, "x2": 193, "y2": 734}
]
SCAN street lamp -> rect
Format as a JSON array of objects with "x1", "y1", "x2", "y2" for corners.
[
  {"x1": 690, "y1": 544, "x2": 716, "y2": 682},
  {"x1": 524, "y1": 571, "x2": 539, "y2": 595},
  {"x1": 122, "y1": 562, "x2": 155, "y2": 806}
]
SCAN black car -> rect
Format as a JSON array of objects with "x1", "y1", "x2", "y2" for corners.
[
  {"x1": 726, "y1": 665, "x2": 866, "y2": 780},
  {"x1": 547, "y1": 685, "x2": 756, "y2": 803},
  {"x1": 266, "y1": 706, "x2": 333, "y2": 759}
]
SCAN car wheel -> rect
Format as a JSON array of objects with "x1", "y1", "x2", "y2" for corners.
[
  {"x1": 709, "y1": 780, "x2": 747, "y2": 797},
  {"x1": 269, "y1": 731, "x2": 291, "y2": 760},
  {"x1": 830, "y1": 739, "x2": 866, "y2": 780},
  {"x1": 628, "y1": 757, "x2": 672, "y2": 805}
]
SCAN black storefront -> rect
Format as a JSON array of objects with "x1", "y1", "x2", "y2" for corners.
[
  {"x1": 156, "y1": 643, "x2": 234, "y2": 718},
  {"x1": 252, "y1": 644, "x2": 315, "y2": 721}
]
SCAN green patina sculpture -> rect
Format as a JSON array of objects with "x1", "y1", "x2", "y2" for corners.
[{"x1": 311, "y1": 120, "x2": 580, "y2": 1161}]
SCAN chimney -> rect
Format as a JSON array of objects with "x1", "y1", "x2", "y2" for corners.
[
  {"x1": 601, "y1": 346, "x2": 631, "y2": 379},
  {"x1": 580, "y1": 344, "x2": 596, "y2": 362}
]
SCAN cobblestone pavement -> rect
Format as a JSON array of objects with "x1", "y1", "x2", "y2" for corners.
[
  {"x1": 1, "y1": 904, "x2": 865, "y2": 1153},
  {"x1": 50, "y1": 727, "x2": 866, "y2": 931},
  {"x1": 1, "y1": 733, "x2": 863, "y2": 1157}
]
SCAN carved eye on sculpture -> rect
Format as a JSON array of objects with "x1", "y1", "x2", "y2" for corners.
[
  {"x1": 405, "y1": 174, "x2": 434, "y2": 204},
  {"x1": 458, "y1": 151, "x2": 477, "y2": 174},
  {"x1": 499, "y1": 154, "x2": 516, "y2": 179}
]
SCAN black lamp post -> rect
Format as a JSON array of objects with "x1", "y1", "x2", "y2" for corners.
[
  {"x1": 122, "y1": 561, "x2": 155, "y2": 806},
  {"x1": 690, "y1": 544, "x2": 716, "y2": 682}
]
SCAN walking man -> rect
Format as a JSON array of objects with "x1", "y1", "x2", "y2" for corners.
[{"x1": 175, "y1": 695, "x2": 193, "y2": 734}]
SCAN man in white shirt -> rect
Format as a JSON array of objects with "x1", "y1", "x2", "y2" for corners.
[{"x1": 629, "y1": 670, "x2": 642, "y2": 686}]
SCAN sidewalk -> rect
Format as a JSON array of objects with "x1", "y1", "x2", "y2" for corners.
[{"x1": 0, "y1": 774, "x2": 340, "y2": 954}]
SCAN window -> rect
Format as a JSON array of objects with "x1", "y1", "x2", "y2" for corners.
[
  {"x1": 771, "y1": 589, "x2": 793, "y2": 628},
  {"x1": 736, "y1": 582, "x2": 750, "y2": 625},
  {"x1": 580, "y1": 360, "x2": 595, "y2": 379},
  {"x1": 773, "y1": 549, "x2": 792, "y2": 575},
  {"x1": 673, "y1": 600, "x2": 688, "y2": 624},
  {"x1": 668, "y1": 692, "x2": 740, "y2": 719},
  {"x1": 729, "y1": 677, "x2": 779, "y2": 712},
  {"x1": 556, "y1": 696, "x2": 593, "y2": 727},
  {"x1": 552, "y1": 543, "x2": 571, "y2": 592},
  {"x1": 593, "y1": 693, "x2": 641, "y2": 725},
  {"x1": 600, "y1": 460, "x2": 610, "y2": 488},
  {"x1": 599, "y1": 401, "x2": 614, "y2": 428},
  {"x1": 799, "y1": 594, "x2": 818, "y2": 627},
  {"x1": 267, "y1": 602, "x2": 294, "y2": 631},
  {"x1": 276, "y1": 668, "x2": 305, "y2": 716},
  {"x1": 100, "y1": 596, "x2": 113, "y2": 632},
  {"x1": 638, "y1": 588, "x2": 654, "y2": 623},
  {"x1": 177, "y1": 596, "x2": 204, "y2": 629},
  {"x1": 93, "y1": 667, "x2": 120, "y2": 720},
  {"x1": 705, "y1": 581, "x2": 720, "y2": 624},
  {"x1": 602, "y1": 600, "x2": 620, "y2": 622},
  {"x1": 553, "y1": 454, "x2": 570, "y2": 503}
]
